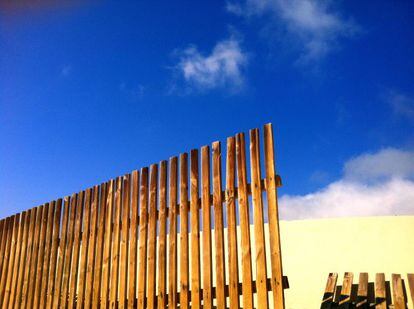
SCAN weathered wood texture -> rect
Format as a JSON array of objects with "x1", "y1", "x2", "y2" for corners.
[
  {"x1": 0, "y1": 124, "x2": 285, "y2": 308},
  {"x1": 321, "y1": 272, "x2": 414, "y2": 309}
]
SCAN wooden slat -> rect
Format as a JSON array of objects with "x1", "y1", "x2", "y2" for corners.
[
  {"x1": 2, "y1": 213, "x2": 20, "y2": 307},
  {"x1": 0, "y1": 216, "x2": 14, "y2": 304},
  {"x1": 26, "y1": 206, "x2": 44, "y2": 308},
  {"x1": 190, "y1": 149, "x2": 201, "y2": 309},
  {"x1": 110, "y1": 178, "x2": 122, "y2": 309},
  {"x1": 226, "y1": 137, "x2": 239, "y2": 309},
  {"x1": 158, "y1": 162, "x2": 168, "y2": 309},
  {"x1": 14, "y1": 210, "x2": 32, "y2": 308},
  {"x1": 168, "y1": 157, "x2": 178, "y2": 308},
  {"x1": 375, "y1": 273, "x2": 386, "y2": 309},
  {"x1": 21, "y1": 208, "x2": 38, "y2": 307},
  {"x1": 0, "y1": 218, "x2": 8, "y2": 285},
  {"x1": 212, "y1": 141, "x2": 226, "y2": 309},
  {"x1": 137, "y1": 168, "x2": 149, "y2": 309},
  {"x1": 52, "y1": 197, "x2": 70, "y2": 309},
  {"x1": 46, "y1": 199, "x2": 63, "y2": 309},
  {"x1": 249, "y1": 128, "x2": 269, "y2": 308},
  {"x1": 128, "y1": 172, "x2": 139, "y2": 309},
  {"x1": 101, "y1": 180, "x2": 115, "y2": 309},
  {"x1": 92, "y1": 183, "x2": 108, "y2": 308},
  {"x1": 33, "y1": 203, "x2": 49, "y2": 308},
  {"x1": 339, "y1": 272, "x2": 353, "y2": 305},
  {"x1": 407, "y1": 274, "x2": 414, "y2": 307},
  {"x1": 8, "y1": 211, "x2": 26, "y2": 308},
  {"x1": 180, "y1": 153, "x2": 190, "y2": 309},
  {"x1": 392, "y1": 274, "x2": 406, "y2": 309},
  {"x1": 356, "y1": 273, "x2": 368, "y2": 308},
  {"x1": 201, "y1": 146, "x2": 213, "y2": 309},
  {"x1": 321, "y1": 273, "x2": 338, "y2": 308},
  {"x1": 235, "y1": 133, "x2": 254, "y2": 309},
  {"x1": 77, "y1": 188, "x2": 92, "y2": 309},
  {"x1": 84, "y1": 185, "x2": 100, "y2": 309},
  {"x1": 60, "y1": 194, "x2": 77, "y2": 308},
  {"x1": 68, "y1": 191, "x2": 85, "y2": 309},
  {"x1": 119, "y1": 174, "x2": 131, "y2": 309},
  {"x1": 0, "y1": 217, "x2": 11, "y2": 303},
  {"x1": 263, "y1": 123, "x2": 285, "y2": 308},
  {"x1": 147, "y1": 164, "x2": 158, "y2": 309},
  {"x1": 39, "y1": 201, "x2": 56, "y2": 309}
]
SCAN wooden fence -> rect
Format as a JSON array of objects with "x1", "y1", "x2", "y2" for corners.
[
  {"x1": 321, "y1": 272, "x2": 414, "y2": 309},
  {"x1": 0, "y1": 124, "x2": 285, "y2": 309}
]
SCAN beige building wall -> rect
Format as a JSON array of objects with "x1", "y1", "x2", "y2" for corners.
[{"x1": 279, "y1": 216, "x2": 414, "y2": 308}]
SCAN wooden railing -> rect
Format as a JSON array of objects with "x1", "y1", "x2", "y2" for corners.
[{"x1": 0, "y1": 124, "x2": 285, "y2": 308}]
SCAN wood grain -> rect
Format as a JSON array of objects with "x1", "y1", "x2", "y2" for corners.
[
  {"x1": 212, "y1": 141, "x2": 226, "y2": 309},
  {"x1": 235, "y1": 133, "x2": 254, "y2": 309},
  {"x1": 168, "y1": 157, "x2": 178, "y2": 308},
  {"x1": 375, "y1": 273, "x2": 386, "y2": 309},
  {"x1": 264, "y1": 123, "x2": 284, "y2": 309},
  {"x1": 92, "y1": 183, "x2": 108, "y2": 308},
  {"x1": 226, "y1": 137, "x2": 239, "y2": 309},
  {"x1": 249, "y1": 129, "x2": 269, "y2": 309},
  {"x1": 119, "y1": 174, "x2": 131, "y2": 309},
  {"x1": 110, "y1": 178, "x2": 122, "y2": 309},
  {"x1": 190, "y1": 149, "x2": 201, "y2": 309},
  {"x1": 147, "y1": 165, "x2": 158, "y2": 309},
  {"x1": 128, "y1": 172, "x2": 139, "y2": 309},
  {"x1": 158, "y1": 162, "x2": 168, "y2": 309},
  {"x1": 84, "y1": 186, "x2": 100, "y2": 309},
  {"x1": 180, "y1": 153, "x2": 190, "y2": 309},
  {"x1": 201, "y1": 146, "x2": 213, "y2": 309},
  {"x1": 392, "y1": 274, "x2": 406, "y2": 309},
  {"x1": 46, "y1": 199, "x2": 62, "y2": 309},
  {"x1": 77, "y1": 189, "x2": 92, "y2": 309},
  {"x1": 137, "y1": 168, "x2": 149, "y2": 309}
]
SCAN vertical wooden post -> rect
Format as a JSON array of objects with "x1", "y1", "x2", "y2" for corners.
[
  {"x1": 226, "y1": 137, "x2": 240, "y2": 309},
  {"x1": 201, "y1": 146, "x2": 213, "y2": 309},
  {"x1": 147, "y1": 165, "x2": 158, "y2": 309},
  {"x1": 128, "y1": 171, "x2": 139, "y2": 309},
  {"x1": 180, "y1": 153, "x2": 189, "y2": 309},
  {"x1": 235, "y1": 133, "x2": 254, "y2": 309},
  {"x1": 158, "y1": 161, "x2": 168, "y2": 309},
  {"x1": 168, "y1": 157, "x2": 178, "y2": 309},
  {"x1": 190, "y1": 149, "x2": 201, "y2": 308},
  {"x1": 212, "y1": 141, "x2": 226, "y2": 309},
  {"x1": 250, "y1": 129, "x2": 269, "y2": 309},
  {"x1": 264, "y1": 123, "x2": 285, "y2": 308},
  {"x1": 137, "y1": 168, "x2": 149, "y2": 309},
  {"x1": 119, "y1": 174, "x2": 131, "y2": 309}
]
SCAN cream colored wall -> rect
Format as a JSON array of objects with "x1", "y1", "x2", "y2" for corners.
[{"x1": 279, "y1": 216, "x2": 414, "y2": 309}]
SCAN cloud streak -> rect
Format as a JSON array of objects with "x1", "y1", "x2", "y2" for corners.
[
  {"x1": 228, "y1": 0, "x2": 357, "y2": 62},
  {"x1": 174, "y1": 36, "x2": 247, "y2": 92},
  {"x1": 279, "y1": 148, "x2": 414, "y2": 220}
]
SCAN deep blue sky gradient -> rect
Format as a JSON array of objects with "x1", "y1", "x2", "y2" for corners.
[{"x1": 1, "y1": 1, "x2": 413, "y2": 217}]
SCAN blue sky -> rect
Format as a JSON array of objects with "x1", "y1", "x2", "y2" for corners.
[{"x1": 1, "y1": 1, "x2": 413, "y2": 219}]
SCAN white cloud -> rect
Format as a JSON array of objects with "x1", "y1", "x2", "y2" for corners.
[
  {"x1": 344, "y1": 148, "x2": 414, "y2": 182},
  {"x1": 386, "y1": 90, "x2": 414, "y2": 121},
  {"x1": 279, "y1": 148, "x2": 414, "y2": 220},
  {"x1": 175, "y1": 37, "x2": 247, "y2": 92},
  {"x1": 228, "y1": 0, "x2": 357, "y2": 62}
]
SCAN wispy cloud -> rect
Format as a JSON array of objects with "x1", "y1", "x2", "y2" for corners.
[
  {"x1": 385, "y1": 90, "x2": 414, "y2": 121},
  {"x1": 343, "y1": 148, "x2": 414, "y2": 182},
  {"x1": 119, "y1": 82, "x2": 145, "y2": 101},
  {"x1": 60, "y1": 64, "x2": 72, "y2": 77},
  {"x1": 227, "y1": 0, "x2": 358, "y2": 62},
  {"x1": 280, "y1": 148, "x2": 414, "y2": 220},
  {"x1": 173, "y1": 36, "x2": 248, "y2": 93}
]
